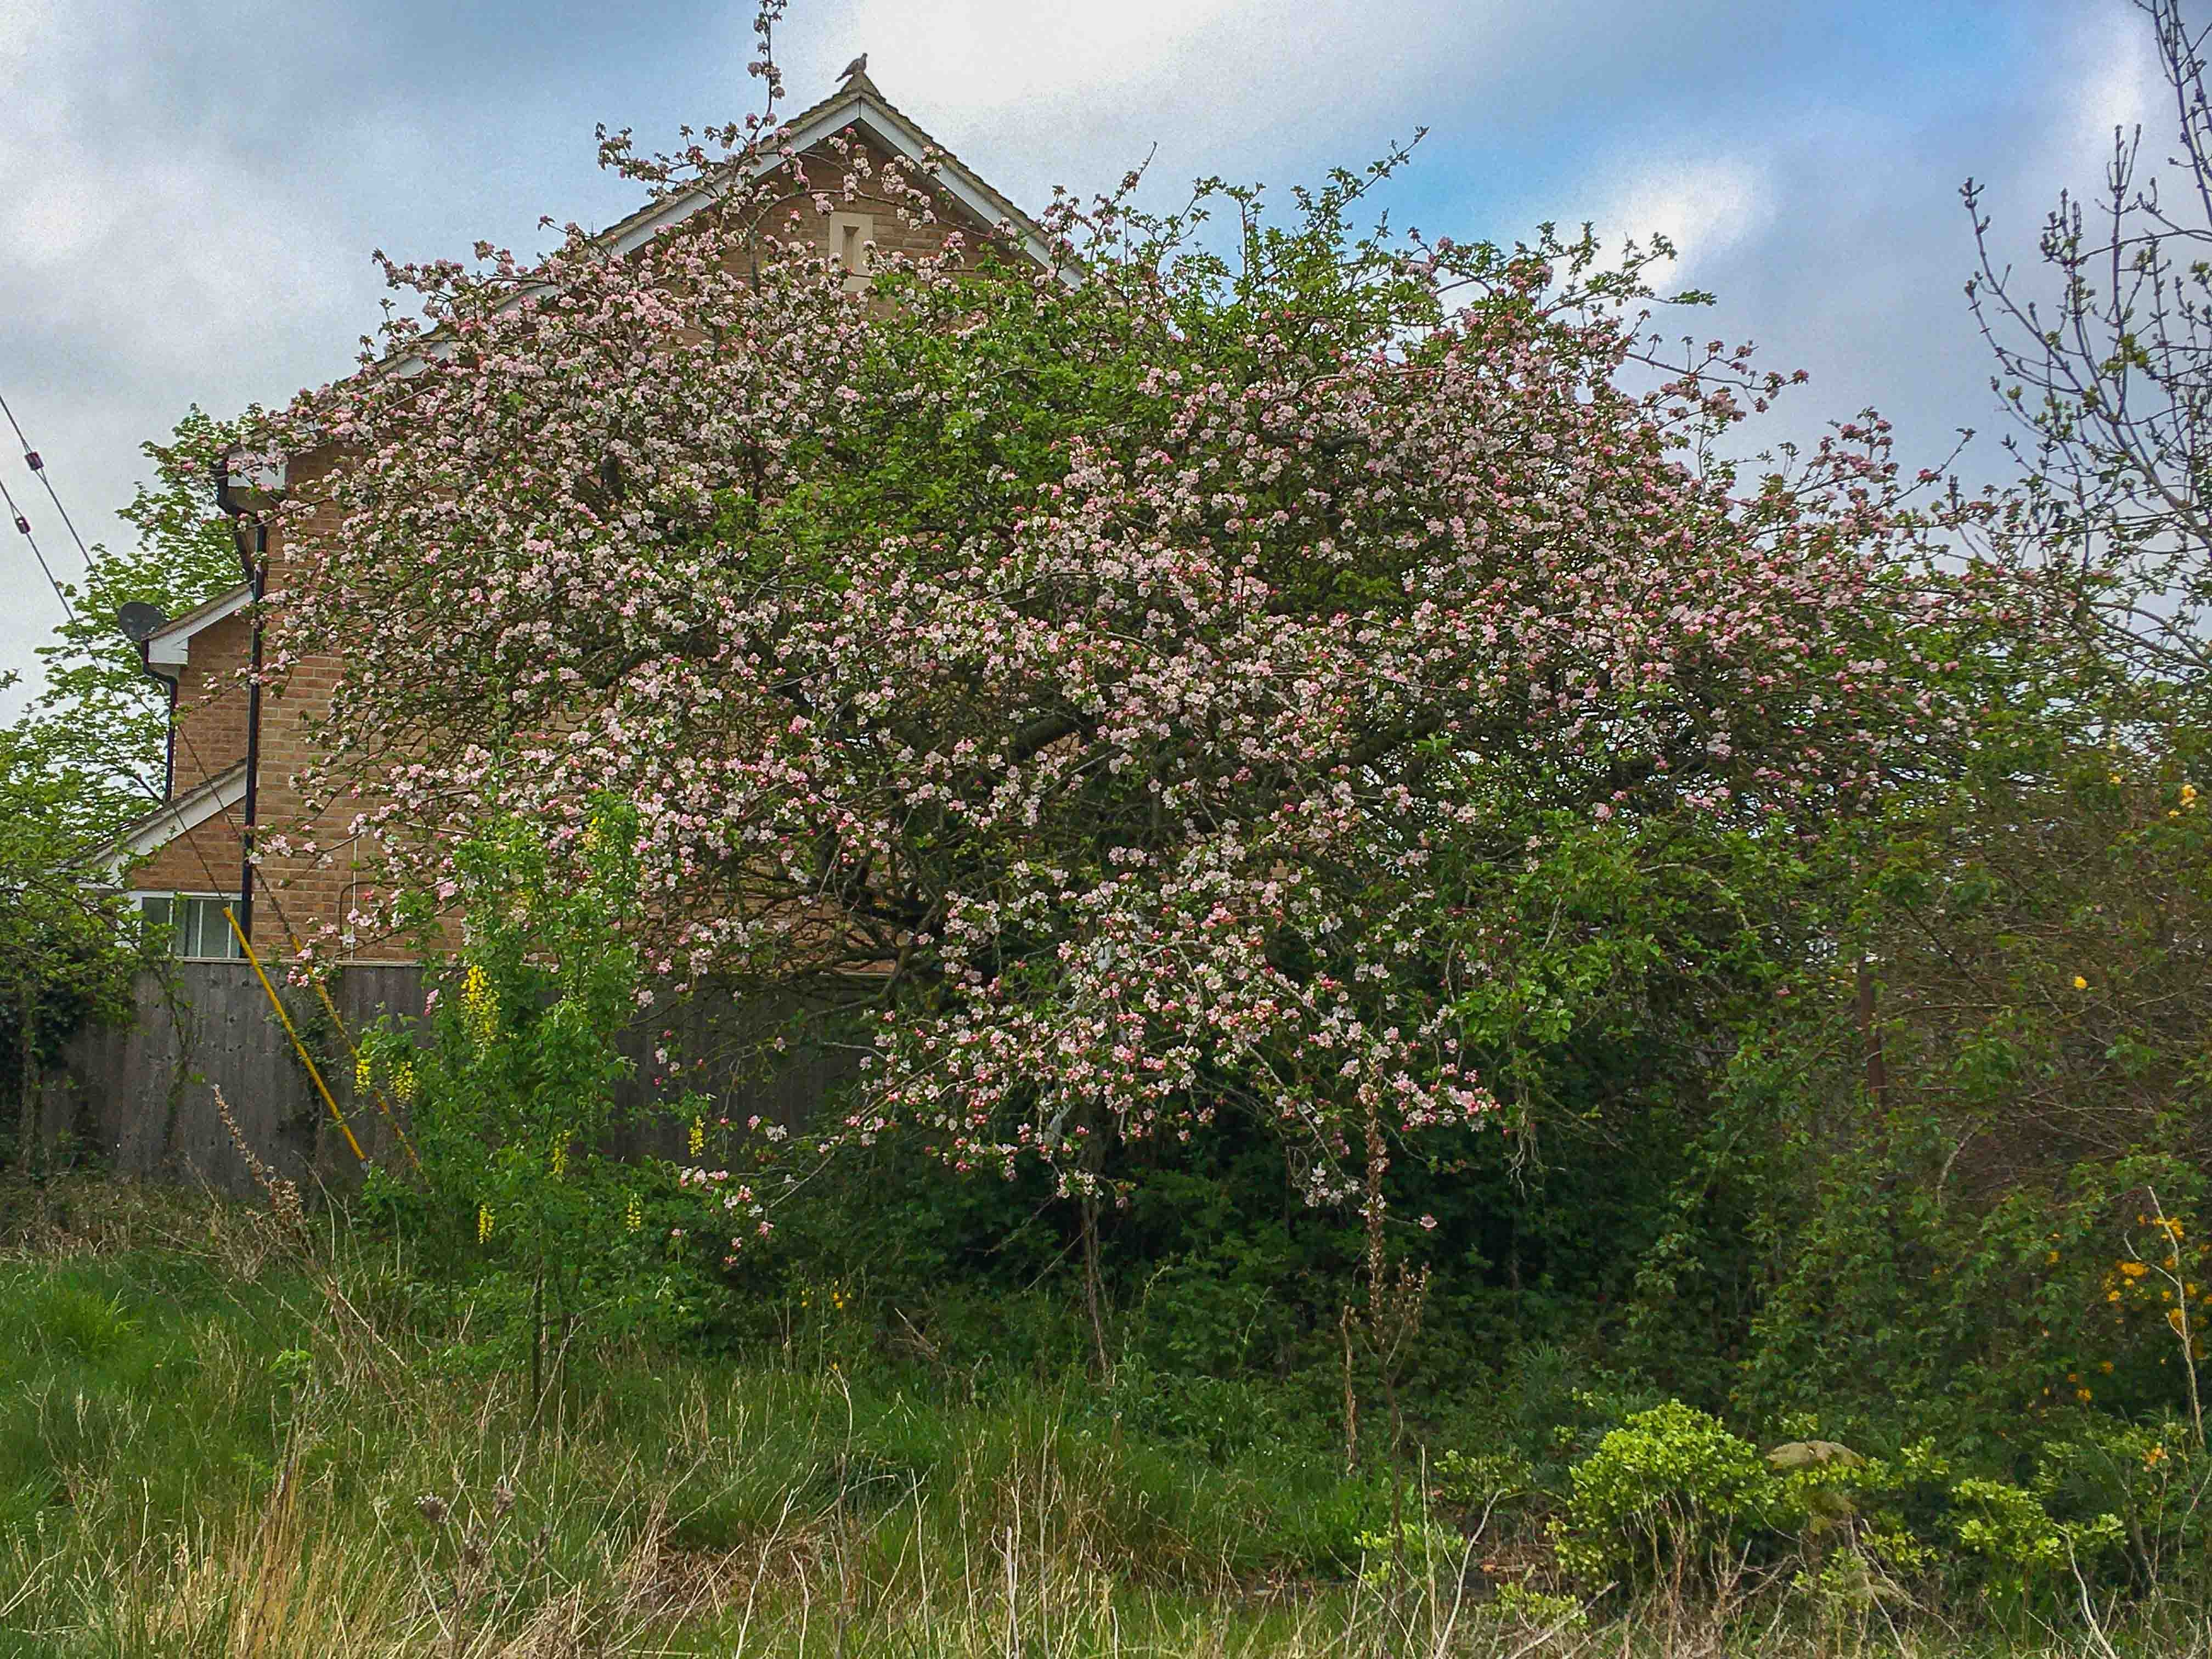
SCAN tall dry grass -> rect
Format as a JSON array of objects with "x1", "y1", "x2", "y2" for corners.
[{"x1": 4, "y1": 1175, "x2": 2210, "y2": 1657}]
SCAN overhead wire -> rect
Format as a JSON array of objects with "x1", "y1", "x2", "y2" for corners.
[
  {"x1": 0, "y1": 382, "x2": 95, "y2": 566},
  {"x1": 4, "y1": 395, "x2": 400, "y2": 1161},
  {"x1": 2, "y1": 470, "x2": 76, "y2": 624}
]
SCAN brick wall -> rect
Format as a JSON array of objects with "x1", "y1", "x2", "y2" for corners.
[
  {"x1": 131, "y1": 128, "x2": 1006, "y2": 963},
  {"x1": 168, "y1": 610, "x2": 251, "y2": 795}
]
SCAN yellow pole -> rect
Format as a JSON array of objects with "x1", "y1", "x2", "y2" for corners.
[
  {"x1": 221, "y1": 906, "x2": 366, "y2": 1164},
  {"x1": 288, "y1": 938, "x2": 421, "y2": 1170}
]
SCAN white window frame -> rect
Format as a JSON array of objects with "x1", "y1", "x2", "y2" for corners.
[{"x1": 128, "y1": 891, "x2": 247, "y2": 961}]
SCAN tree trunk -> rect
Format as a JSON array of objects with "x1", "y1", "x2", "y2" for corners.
[
  {"x1": 1855, "y1": 958, "x2": 1888, "y2": 1108},
  {"x1": 16, "y1": 980, "x2": 37, "y2": 1176}
]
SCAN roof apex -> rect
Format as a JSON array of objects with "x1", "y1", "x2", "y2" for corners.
[{"x1": 376, "y1": 79, "x2": 1071, "y2": 386}]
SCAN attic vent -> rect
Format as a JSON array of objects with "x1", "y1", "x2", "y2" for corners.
[{"x1": 830, "y1": 212, "x2": 874, "y2": 291}]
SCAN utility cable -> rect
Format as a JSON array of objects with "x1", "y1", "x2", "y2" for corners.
[
  {"x1": 1, "y1": 472, "x2": 76, "y2": 624},
  {"x1": 10, "y1": 395, "x2": 408, "y2": 1163},
  {"x1": 0, "y1": 383, "x2": 94, "y2": 566}
]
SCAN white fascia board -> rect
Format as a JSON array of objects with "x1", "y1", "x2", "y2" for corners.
[
  {"x1": 822, "y1": 108, "x2": 1073, "y2": 284},
  {"x1": 80, "y1": 766, "x2": 249, "y2": 884},
  {"x1": 602, "y1": 92, "x2": 873, "y2": 259},
  {"x1": 387, "y1": 97, "x2": 1069, "y2": 384},
  {"x1": 145, "y1": 582, "x2": 254, "y2": 668}
]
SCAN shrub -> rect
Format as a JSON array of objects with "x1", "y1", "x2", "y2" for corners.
[
  {"x1": 1553, "y1": 1401, "x2": 1788, "y2": 1589},
  {"x1": 357, "y1": 797, "x2": 693, "y2": 1398}
]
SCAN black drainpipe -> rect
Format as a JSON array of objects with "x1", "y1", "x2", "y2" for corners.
[
  {"x1": 236, "y1": 523, "x2": 267, "y2": 949},
  {"x1": 136, "y1": 644, "x2": 177, "y2": 799},
  {"x1": 213, "y1": 455, "x2": 269, "y2": 953}
]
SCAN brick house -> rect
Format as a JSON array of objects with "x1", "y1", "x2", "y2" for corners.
[{"x1": 82, "y1": 70, "x2": 1052, "y2": 966}]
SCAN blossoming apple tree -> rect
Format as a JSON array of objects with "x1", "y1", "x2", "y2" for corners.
[{"x1": 258, "y1": 109, "x2": 1977, "y2": 1254}]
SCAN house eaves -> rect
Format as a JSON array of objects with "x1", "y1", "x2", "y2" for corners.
[
  {"x1": 384, "y1": 74, "x2": 1068, "y2": 383},
  {"x1": 73, "y1": 760, "x2": 249, "y2": 884},
  {"x1": 143, "y1": 580, "x2": 253, "y2": 676}
]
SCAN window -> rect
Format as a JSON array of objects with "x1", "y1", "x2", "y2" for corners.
[{"x1": 139, "y1": 894, "x2": 246, "y2": 960}]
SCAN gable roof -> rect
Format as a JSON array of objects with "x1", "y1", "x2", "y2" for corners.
[
  {"x1": 386, "y1": 73, "x2": 1064, "y2": 384},
  {"x1": 142, "y1": 580, "x2": 253, "y2": 675},
  {"x1": 596, "y1": 71, "x2": 1063, "y2": 270},
  {"x1": 74, "y1": 760, "x2": 249, "y2": 884}
]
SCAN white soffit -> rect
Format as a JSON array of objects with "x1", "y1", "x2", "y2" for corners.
[{"x1": 145, "y1": 581, "x2": 253, "y2": 670}]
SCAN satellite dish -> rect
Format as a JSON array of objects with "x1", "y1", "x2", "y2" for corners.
[{"x1": 116, "y1": 602, "x2": 168, "y2": 642}]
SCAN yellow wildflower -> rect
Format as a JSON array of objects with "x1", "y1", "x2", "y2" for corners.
[
  {"x1": 2146, "y1": 1445, "x2": 2168, "y2": 1469},
  {"x1": 461, "y1": 963, "x2": 499, "y2": 1046},
  {"x1": 2120, "y1": 1260, "x2": 2149, "y2": 1279},
  {"x1": 2073, "y1": 975, "x2": 2089, "y2": 991},
  {"x1": 2077, "y1": 1387, "x2": 2094, "y2": 1403}
]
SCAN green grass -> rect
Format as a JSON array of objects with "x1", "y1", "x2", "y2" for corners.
[{"x1": 1, "y1": 1175, "x2": 2208, "y2": 1657}]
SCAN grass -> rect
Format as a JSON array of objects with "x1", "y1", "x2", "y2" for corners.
[{"x1": 2, "y1": 1174, "x2": 2210, "y2": 1657}]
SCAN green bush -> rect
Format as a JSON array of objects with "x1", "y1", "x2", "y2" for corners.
[
  {"x1": 357, "y1": 797, "x2": 701, "y2": 1396},
  {"x1": 1553, "y1": 1401, "x2": 1789, "y2": 1589}
]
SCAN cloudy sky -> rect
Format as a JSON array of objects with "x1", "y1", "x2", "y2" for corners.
[{"x1": 0, "y1": 0, "x2": 2168, "y2": 714}]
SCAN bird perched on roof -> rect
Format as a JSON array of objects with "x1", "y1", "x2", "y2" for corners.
[{"x1": 838, "y1": 53, "x2": 868, "y2": 82}]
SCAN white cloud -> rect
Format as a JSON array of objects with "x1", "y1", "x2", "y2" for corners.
[
  {"x1": 1589, "y1": 154, "x2": 1773, "y2": 283},
  {"x1": 2063, "y1": 0, "x2": 2163, "y2": 141},
  {"x1": 0, "y1": 0, "x2": 2194, "y2": 724}
]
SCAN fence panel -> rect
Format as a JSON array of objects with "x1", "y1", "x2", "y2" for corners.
[{"x1": 43, "y1": 963, "x2": 852, "y2": 1198}]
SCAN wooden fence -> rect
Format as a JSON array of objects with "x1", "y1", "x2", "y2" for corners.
[{"x1": 37, "y1": 962, "x2": 852, "y2": 1198}]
